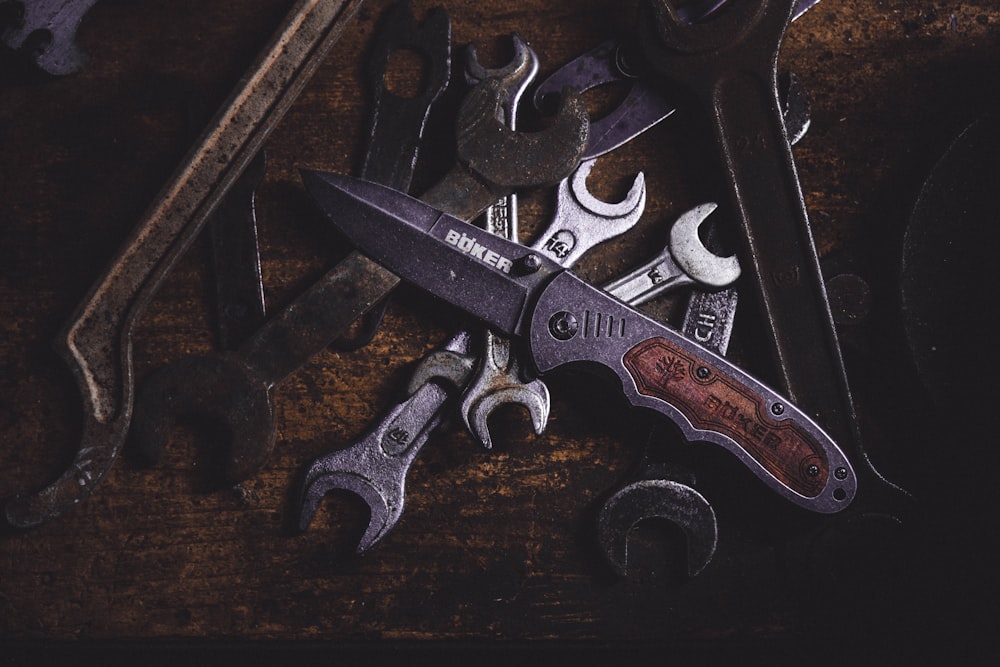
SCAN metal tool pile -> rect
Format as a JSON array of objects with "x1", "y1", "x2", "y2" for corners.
[{"x1": 4, "y1": 0, "x2": 914, "y2": 578}]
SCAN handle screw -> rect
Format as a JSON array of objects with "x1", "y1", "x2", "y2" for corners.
[
  {"x1": 834, "y1": 467, "x2": 848, "y2": 480},
  {"x1": 771, "y1": 402, "x2": 785, "y2": 416}
]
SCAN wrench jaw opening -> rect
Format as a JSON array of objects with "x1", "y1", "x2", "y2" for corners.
[
  {"x1": 461, "y1": 372, "x2": 551, "y2": 451},
  {"x1": 297, "y1": 471, "x2": 395, "y2": 554},
  {"x1": 128, "y1": 355, "x2": 277, "y2": 485},
  {"x1": 597, "y1": 478, "x2": 718, "y2": 578}
]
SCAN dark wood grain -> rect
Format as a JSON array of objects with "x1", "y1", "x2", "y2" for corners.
[{"x1": 2, "y1": 0, "x2": 999, "y2": 659}]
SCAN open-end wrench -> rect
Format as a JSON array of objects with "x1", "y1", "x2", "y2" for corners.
[
  {"x1": 457, "y1": 35, "x2": 550, "y2": 449},
  {"x1": 4, "y1": 0, "x2": 366, "y2": 528},
  {"x1": 296, "y1": 199, "x2": 743, "y2": 555},
  {"x1": 128, "y1": 73, "x2": 590, "y2": 484},
  {"x1": 603, "y1": 202, "x2": 738, "y2": 305},
  {"x1": 636, "y1": 0, "x2": 911, "y2": 518}
]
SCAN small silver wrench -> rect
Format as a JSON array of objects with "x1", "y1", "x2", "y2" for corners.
[{"x1": 602, "y1": 202, "x2": 739, "y2": 305}]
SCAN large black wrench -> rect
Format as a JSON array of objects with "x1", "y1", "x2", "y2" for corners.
[
  {"x1": 3, "y1": 0, "x2": 366, "y2": 528},
  {"x1": 128, "y1": 75, "x2": 589, "y2": 484},
  {"x1": 636, "y1": 0, "x2": 911, "y2": 517}
]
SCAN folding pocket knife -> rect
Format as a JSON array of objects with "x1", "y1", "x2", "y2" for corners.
[{"x1": 302, "y1": 170, "x2": 857, "y2": 513}]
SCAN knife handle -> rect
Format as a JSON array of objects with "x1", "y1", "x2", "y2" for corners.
[{"x1": 527, "y1": 272, "x2": 856, "y2": 513}]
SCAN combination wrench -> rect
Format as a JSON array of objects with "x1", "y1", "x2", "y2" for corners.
[
  {"x1": 4, "y1": 0, "x2": 366, "y2": 528},
  {"x1": 128, "y1": 71, "x2": 590, "y2": 484}
]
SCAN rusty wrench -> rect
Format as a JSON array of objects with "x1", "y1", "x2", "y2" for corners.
[
  {"x1": 127, "y1": 74, "x2": 589, "y2": 484},
  {"x1": 4, "y1": 0, "x2": 366, "y2": 528}
]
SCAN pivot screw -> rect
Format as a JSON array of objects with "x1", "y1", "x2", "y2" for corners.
[
  {"x1": 771, "y1": 402, "x2": 785, "y2": 416},
  {"x1": 515, "y1": 253, "x2": 542, "y2": 275},
  {"x1": 807, "y1": 464, "x2": 820, "y2": 477},
  {"x1": 549, "y1": 311, "x2": 579, "y2": 341}
]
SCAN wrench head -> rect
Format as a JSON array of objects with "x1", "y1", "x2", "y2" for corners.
[
  {"x1": 597, "y1": 478, "x2": 718, "y2": 578},
  {"x1": 456, "y1": 77, "x2": 590, "y2": 191},
  {"x1": 130, "y1": 355, "x2": 276, "y2": 484},
  {"x1": 533, "y1": 158, "x2": 646, "y2": 268},
  {"x1": 668, "y1": 202, "x2": 741, "y2": 288},
  {"x1": 462, "y1": 377, "x2": 550, "y2": 450},
  {"x1": 465, "y1": 33, "x2": 539, "y2": 118},
  {"x1": 568, "y1": 157, "x2": 647, "y2": 221},
  {"x1": 643, "y1": 0, "x2": 782, "y2": 55},
  {"x1": 407, "y1": 349, "x2": 476, "y2": 395},
  {"x1": 298, "y1": 471, "x2": 396, "y2": 554}
]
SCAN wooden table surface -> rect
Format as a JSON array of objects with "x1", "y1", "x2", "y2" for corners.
[{"x1": 2, "y1": 0, "x2": 999, "y2": 662}]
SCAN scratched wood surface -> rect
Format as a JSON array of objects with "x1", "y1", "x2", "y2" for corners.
[{"x1": 2, "y1": 0, "x2": 999, "y2": 661}]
